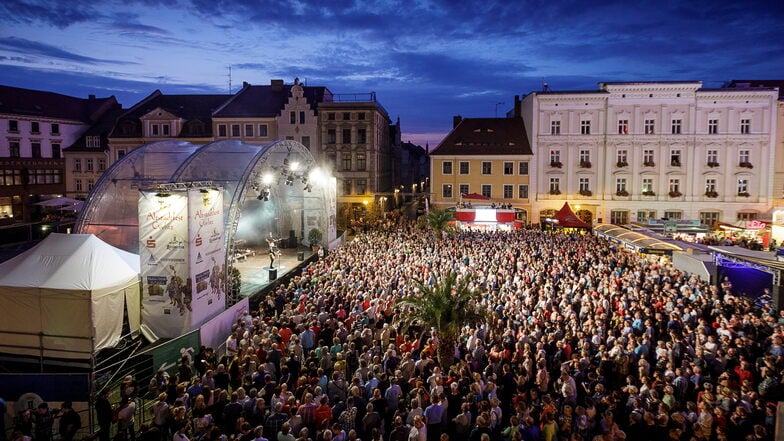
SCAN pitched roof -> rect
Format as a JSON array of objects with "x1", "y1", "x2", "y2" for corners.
[
  {"x1": 63, "y1": 103, "x2": 125, "y2": 152},
  {"x1": 110, "y1": 90, "x2": 231, "y2": 138},
  {"x1": 430, "y1": 117, "x2": 532, "y2": 156},
  {"x1": 213, "y1": 83, "x2": 331, "y2": 118},
  {"x1": 0, "y1": 85, "x2": 117, "y2": 122}
]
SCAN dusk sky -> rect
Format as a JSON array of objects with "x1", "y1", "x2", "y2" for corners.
[{"x1": 1, "y1": 0, "x2": 783, "y2": 147}]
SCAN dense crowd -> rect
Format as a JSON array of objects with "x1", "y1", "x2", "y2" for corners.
[{"x1": 18, "y1": 219, "x2": 782, "y2": 441}]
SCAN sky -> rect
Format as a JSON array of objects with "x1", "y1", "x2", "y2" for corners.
[{"x1": 1, "y1": 0, "x2": 783, "y2": 148}]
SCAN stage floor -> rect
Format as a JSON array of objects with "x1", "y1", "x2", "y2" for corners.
[{"x1": 231, "y1": 246, "x2": 314, "y2": 297}]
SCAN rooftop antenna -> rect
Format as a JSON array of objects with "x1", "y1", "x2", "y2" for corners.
[
  {"x1": 228, "y1": 65, "x2": 232, "y2": 94},
  {"x1": 542, "y1": 78, "x2": 550, "y2": 92}
]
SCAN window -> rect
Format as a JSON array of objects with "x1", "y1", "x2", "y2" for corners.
[
  {"x1": 549, "y1": 177, "x2": 561, "y2": 193},
  {"x1": 51, "y1": 123, "x2": 59, "y2": 135},
  {"x1": 285, "y1": 136, "x2": 294, "y2": 141},
  {"x1": 327, "y1": 129, "x2": 336, "y2": 144},
  {"x1": 258, "y1": 124, "x2": 268, "y2": 137},
  {"x1": 705, "y1": 178, "x2": 717, "y2": 193},
  {"x1": 442, "y1": 161, "x2": 453, "y2": 175},
  {"x1": 459, "y1": 161, "x2": 470, "y2": 175},
  {"x1": 644, "y1": 119, "x2": 655, "y2": 134},
  {"x1": 610, "y1": 210, "x2": 628, "y2": 225},
  {"x1": 9, "y1": 141, "x2": 20, "y2": 157},
  {"x1": 669, "y1": 178, "x2": 681, "y2": 194},
  {"x1": 579, "y1": 150, "x2": 591, "y2": 167},
  {"x1": 301, "y1": 136, "x2": 310, "y2": 148},
  {"x1": 642, "y1": 178, "x2": 654, "y2": 194},
  {"x1": 8, "y1": 120, "x2": 18, "y2": 132},
  {"x1": 162, "y1": 124, "x2": 169, "y2": 136},
  {"x1": 75, "y1": 179, "x2": 83, "y2": 192},
  {"x1": 327, "y1": 112, "x2": 335, "y2": 121},
  {"x1": 643, "y1": 149, "x2": 655, "y2": 166},
  {"x1": 86, "y1": 136, "x2": 100, "y2": 148},
  {"x1": 737, "y1": 178, "x2": 749, "y2": 194},
  {"x1": 550, "y1": 120, "x2": 561, "y2": 135},
  {"x1": 343, "y1": 112, "x2": 351, "y2": 121},
  {"x1": 245, "y1": 124, "x2": 254, "y2": 137},
  {"x1": 151, "y1": 124, "x2": 159, "y2": 136},
  {"x1": 518, "y1": 161, "x2": 529, "y2": 175},
  {"x1": 707, "y1": 149, "x2": 718, "y2": 166},
  {"x1": 708, "y1": 119, "x2": 718, "y2": 134},
  {"x1": 117, "y1": 149, "x2": 126, "y2": 160},
  {"x1": 356, "y1": 153, "x2": 366, "y2": 171},
  {"x1": 700, "y1": 211, "x2": 720, "y2": 227},
  {"x1": 518, "y1": 184, "x2": 529, "y2": 199},
  {"x1": 299, "y1": 111, "x2": 306, "y2": 125},
  {"x1": 615, "y1": 178, "x2": 627, "y2": 193},
  {"x1": 31, "y1": 121, "x2": 40, "y2": 134},
  {"x1": 664, "y1": 210, "x2": 683, "y2": 220},
  {"x1": 342, "y1": 153, "x2": 352, "y2": 171},
  {"x1": 86, "y1": 159, "x2": 94, "y2": 171},
  {"x1": 637, "y1": 209, "x2": 656, "y2": 222},
  {"x1": 218, "y1": 124, "x2": 227, "y2": 137},
  {"x1": 481, "y1": 184, "x2": 492, "y2": 198},
  {"x1": 618, "y1": 119, "x2": 629, "y2": 135},
  {"x1": 580, "y1": 120, "x2": 591, "y2": 135},
  {"x1": 670, "y1": 150, "x2": 681, "y2": 166},
  {"x1": 737, "y1": 212, "x2": 758, "y2": 221},
  {"x1": 616, "y1": 149, "x2": 628, "y2": 166},
  {"x1": 98, "y1": 159, "x2": 106, "y2": 171},
  {"x1": 671, "y1": 119, "x2": 682, "y2": 134},
  {"x1": 579, "y1": 177, "x2": 590, "y2": 192},
  {"x1": 738, "y1": 149, "x2": 751, "y2": 166},
  {"x1": 356, "y1": 179, "x2": 366, "y2": 194},
  {"x1": 31, "y1": 142, "x2": 41, "y2": 158},
  {"x1": 358, "y1": 112, "x2": 366, "y2": 121},
  {"x1": 503, "y1": 185, "x2": 513, "y2": 199},
  {"x1": 290, "y1": 111, "x2": 296, "y2": 124},
  {"x1": 342, "y1": 179, "x2": 351, "y2": 195},
  {"x1": 51, "y1": 143, "x2": 60, "y2": 159},
  {"x1": 0, "y1": 169, "x2": 22, "y2": 186},
  {"x1": 503, "y1": 162, "x2": 514, "y2": 175},
  {"x1": 231, "y1": 124, "x2": 240, "y2": 137},
  {"x1": 740, "y1": 118, "x2": 751, "y2": 134},
  {"x1": 442, "y1": 184, "x2": 453, "y2": 198},
  {"x1": 88, "y1": 179, "x2": 94, "y2": 191},
  {"x1": 550, "y1": 150, "x2": 561, "y2": 166},
  {"x1": 357, "y1": 129, "x2": 367, "y2": 144},
  {"x1": 342, "y1": 129, "x2": 351, "y2": 144},
  {"x1": 459, "y1": 184, "x2": 469, "y2": 196},
  {"x1": 482, "y1": 162, "x2": 492, "y2": 175}
]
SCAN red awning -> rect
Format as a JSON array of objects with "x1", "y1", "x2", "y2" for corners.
[{"x1": 461, "y1": 192, "x2": 490, "y2": 200}]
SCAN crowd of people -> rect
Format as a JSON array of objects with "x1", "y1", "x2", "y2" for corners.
[{"x1": 16, "y1": 218, "x2": 783, "y2": 441}]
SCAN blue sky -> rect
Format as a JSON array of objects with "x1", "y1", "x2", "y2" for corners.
[{"x1": 1, "y1": 0, "x2": 783, "y2": 147}]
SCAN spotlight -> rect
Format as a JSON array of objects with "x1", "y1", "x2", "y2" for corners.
[{"x1": 285, "y1": 174, "x2": 294, "y2": 186}]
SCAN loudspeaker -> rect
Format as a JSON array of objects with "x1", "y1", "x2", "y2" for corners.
[
  {"x1": 267, "y1": 268, "x2": 277, "y2": 281},
  {"x1": 297, "y1": 251, "x2": 305, "y2": 261},
  {"x1": 288, "y1": 230, "x2": 297, "y2": 248}
]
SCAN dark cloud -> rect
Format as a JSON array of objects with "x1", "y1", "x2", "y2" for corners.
[
  {"x1": 0, "y1": 0, "x2": 98, "y2": 28},
  {"x1": 0, "y1": 37, "x2": 137, "y2": 65}
]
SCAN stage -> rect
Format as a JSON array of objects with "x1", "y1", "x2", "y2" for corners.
[{"x1": 231, "y1": 244, "x2": 315, "y2": 297}]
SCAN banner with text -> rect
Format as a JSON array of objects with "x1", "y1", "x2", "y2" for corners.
[{"x1": 187, "y1": 188, "x2": 225, "y2": 328}]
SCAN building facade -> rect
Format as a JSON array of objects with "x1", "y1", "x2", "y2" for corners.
[
  {"x1": 0, "y1": 86, "x2": 118, "y2": 222},
  {"x1": 522, "y1": 81, "x2": 779, "y2": 226},
  {"x1": 429, "y1": 110, "x2": 533, "y2": 223}
]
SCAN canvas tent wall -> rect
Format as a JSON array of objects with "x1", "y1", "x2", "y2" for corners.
[{"x1": 0, "y1": 233, "x2": 140, "y2": 361}]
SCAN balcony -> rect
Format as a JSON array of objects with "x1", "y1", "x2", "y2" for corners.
[
  {"x1": 737, "y1": 192, "x2": 750, "y2": 198},
  {"x1": 549, "y1": 161, "x2": 563, "y2": 169},
  {"x1": 707, "y1": 162, "x2": 720, "y2": 168},
  {"x1": 738, "y1": 162, "x2": 753, "y2": 169},
  {"x1": 668, "y1": 191, "x2": 683, "y2": 198},
  {"x1": 643, "y1": 161, "x2": 656, "y2": 167},
  {"x1": 579, "y1": 160, "x2": 592, "y2": 169},
  {"x1": 616, "y1": 161, "x2": 629, "y2": 168},
  {"x1": 578, "y1": 189, "x2": 593, "y2": 197},
  {"x1": 704, "y1": 191, "x2": 718, "y2": 198}
]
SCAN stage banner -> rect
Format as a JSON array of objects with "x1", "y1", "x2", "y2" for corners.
[
  {"x1": 139, "y1": 191, "x2": 190, "y2": 340},
  {"x1": 200, "y1": 297, "x2": 249, "y2": 354},
  {"x1": 188, "y1": 188, "x2": 226, "y2": 328}
]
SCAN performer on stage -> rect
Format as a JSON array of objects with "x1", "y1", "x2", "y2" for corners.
[{"x1": 266, "y1": 232, "x2": 279, "y2": 268}]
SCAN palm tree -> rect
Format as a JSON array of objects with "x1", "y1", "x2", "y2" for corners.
[
  {"x1": 395, "y1": 271, "x2": 489, "y2": 368},
  {"x1": 421, "y1": 208, "x2": 455, "y2": 239}
]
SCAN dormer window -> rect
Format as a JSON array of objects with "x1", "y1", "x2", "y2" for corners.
[{"x1": 86, "y1": 136, "x2": 101, "y2": 148}]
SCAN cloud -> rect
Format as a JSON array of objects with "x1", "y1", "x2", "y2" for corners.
[
  {"x1": 0, "y1": 37, "x2": 136, "y2": 65},
  {"x1": 0, "y1": 0, "x2": 98, "y2": 28}
]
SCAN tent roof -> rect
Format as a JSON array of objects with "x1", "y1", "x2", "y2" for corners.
[
  {"x1": 461, "y1": 192, "x2": 490, "y2": 200},
  {"x1": 0, "y1": 233, "x2": 139, "y2": 290},
  {"x1": 555, "y1": 202, "x2": 591, "y2": 228}
]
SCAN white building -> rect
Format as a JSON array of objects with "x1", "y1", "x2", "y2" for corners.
[{"x1": 522, "y1": 81, "x2": 779, "y2": 227}]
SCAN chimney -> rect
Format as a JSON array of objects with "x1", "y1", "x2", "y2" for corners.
[
  {"x1": 270, "y1": 79, "x2": 284, "y2": 91},
  {"x1": 514, "y1": 95, "x2": 522, "y2": 118},
  {"x1": 243, "y1": 81, "x2": 250, "y2": 88},
  {"x1": 88, "y1": 94, "x2": 96, "y2": 101},
  {"x1": 453, "y1": 115, "x2": 462, "y2": 128}
]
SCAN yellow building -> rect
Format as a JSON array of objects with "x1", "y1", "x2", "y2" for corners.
[{"x1": 429, "y1": 112, "x2": 533, "y2": 224}]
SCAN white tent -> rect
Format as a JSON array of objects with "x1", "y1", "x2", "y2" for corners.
[{"x1": 0, "y1": 233, "x2": 141, "y2": 360}]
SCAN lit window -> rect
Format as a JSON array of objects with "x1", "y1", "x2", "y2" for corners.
[{"x1": 618, "y1": 120, "x2": 629, "y2": 135}]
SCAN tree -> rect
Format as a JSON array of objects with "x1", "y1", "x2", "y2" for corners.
[
  {"x1": 421, "y1": 208, "x2": 455, "y2": 239},
  {"x1": 395, "y1": 271, "x2": 489, "y2": 369}
]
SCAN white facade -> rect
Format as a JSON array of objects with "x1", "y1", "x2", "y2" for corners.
[
  {"x1": 522, "y1": 81, "x2": 779, "y2": 226},
  {"x1": 0, "y1": 114, "x2": 87, "y2": 159}
]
